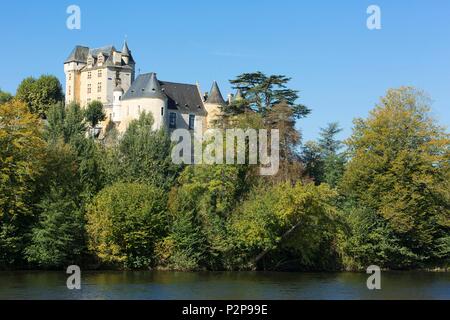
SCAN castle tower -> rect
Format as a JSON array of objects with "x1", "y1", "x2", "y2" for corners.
[
  {"x1": 112, "y1": 84, "x2": 124, "y2": 123},
  {"x1": 204, "y1": 81, "x2": 226, "y2": 127},
  {"x1": 64, "y1": 46, "x2": 89, "y2": 105},
  {"x1": 121, "y1": 40, "x2": 135, "y2": 81},
  {"x1": 120, "y1": 72, "x2": 168, "y2": 131}
]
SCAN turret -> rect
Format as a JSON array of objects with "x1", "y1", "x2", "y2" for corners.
[
  {"x1": 204, "y1": 81, "x2": 226, "y2": 127},
  {"x1": 120, "y1": 72, "x2": 168, "y2": 131},
  {"x1": 234, "y1": 89, "x2": 243, "y2": 101},
  {"x1": 121, "y1": 40, "x2": 131, "y2": 65},
  {"x1": 112, "y1": 85, "x2": 124, "y2": 122}
]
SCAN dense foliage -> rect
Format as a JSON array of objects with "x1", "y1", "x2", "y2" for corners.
[
  {"x1": 16, "y1": 75, "x2": 63, "y2": 117},
  {"x1": 0, "y1": 74, "x2": 448, "y2": 271}
]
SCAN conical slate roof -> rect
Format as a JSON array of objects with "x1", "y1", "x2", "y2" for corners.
[
  {"x1": 206, "y1": 81, "x2": 226, "y2": 105},
  {"x1": 122, "y1": 41, "x2": 130, "y2": 56},
  {"x1": 122, "y1": 73, "x2": 165, "y2": 100},
  {"x1": 234, "y1": 89, "x2": 243, "y2": 100}
]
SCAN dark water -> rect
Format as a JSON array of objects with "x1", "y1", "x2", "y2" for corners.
[{"x1": 0, "y1": 271, "x2": 449, "y2": 300}]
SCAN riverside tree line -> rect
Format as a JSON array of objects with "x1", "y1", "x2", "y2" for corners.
[{"x1": 0, "y1": 73, "x2": 448, "y2": 271}]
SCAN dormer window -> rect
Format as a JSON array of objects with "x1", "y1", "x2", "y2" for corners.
[
  {"x1": 87, "y1": 56, "x2": 94, "y2": 67},
  {"x1": 97, "y1": 53, "x2": 105, "y2": 65}
]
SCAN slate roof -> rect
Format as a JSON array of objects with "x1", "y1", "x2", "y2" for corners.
[
  {"x1": 161, "y1": 80, "x2": 206, "y2": 115},
  {"x1": 206, "y1": 81, "x2": 226, "y2": 105},
  {"x1": 65, "y1": 44, "x2": 134, "y2": 65},
  {"x1": 122, "y1": 73, "x2": 206, "y2": 115},
  {"x1": 89, "y1": 45, "x2": 116, "y2": 58},
  {"x1": 65, "y1": 46, "x2": 89, "y2": 63}
]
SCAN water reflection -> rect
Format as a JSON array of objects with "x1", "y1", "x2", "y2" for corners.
[{"x1": 0, "y1": 271, "x2": 448, "y2": 300}]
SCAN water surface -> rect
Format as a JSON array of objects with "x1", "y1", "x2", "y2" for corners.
[{"x1": 0, "y1": 271, "x2": 448, "y2": 300}]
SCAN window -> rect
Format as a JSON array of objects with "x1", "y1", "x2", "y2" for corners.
[
  {"x1": 68, "y1": 73, "x2": 72, "y2": 81},
  {"x1": 138, "y1": 105, "x2": 141, "y2": 113},
  {"x1": 97, "y1": 54, "x2": 104, "y2": 64},
  {"x1": 97, "y1": 82, "x2": 102, "y2": 93},
  {"x1": 68, "y1": 86, "x2": 71, "y2": 95},
  {"x1": 169, "y1": 112, "x2": 177, "y2": 129},
  {"x1": 87, "y1": 84, "x2": 91, "y2": 94},
  {"x1": 87, "y1": 71, "x2": 92, "y2": 79},
  {"x1": 189, "y1": 114, "x2": 195, "y2": 130},
  {"x1": 98, "y1": 70, "x2": 102, "y2": 78},
  {"x1": 161, "y1": 107, "x2": 164, "y2": 116},
  {"x1": 87, "y1": 98, "x2": 91, "y2": 103}
]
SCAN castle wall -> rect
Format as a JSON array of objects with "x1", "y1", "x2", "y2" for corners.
[{"x1": 118, "y1": 97, "x2": 168, "y2": 132}]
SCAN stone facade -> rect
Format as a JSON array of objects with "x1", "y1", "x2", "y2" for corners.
[{"x1": 64, "y1": 42, "x2": 229, "y2": 134}]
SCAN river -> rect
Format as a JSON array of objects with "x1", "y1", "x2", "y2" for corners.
[{"x1": 0, "y1": 271, "x2": 448, "y2": 300}]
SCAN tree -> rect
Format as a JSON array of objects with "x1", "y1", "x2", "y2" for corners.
[
  {"x1": 340, "y1": 87, "x2": 450, "y2": 269},
  {"x1": 116, "y1": 112, "x2": 180, "y2": 189},
  {"x1": 86, "y1": 182, "x2": 168, "y2": 269},
  {"x1": 229, "y1": 71, "x2": 310, "y2": 119},
  {"x1": 229, "y1": 182, "x2": 341, "y2": 270},
  {"x1": 16, "y1": 75, "x2": 63, "y2": 117},
  {"x1": 301, "y1": 122, "x2": 346, "y2": 187},
  {"x1": 25, "y1": 187, "x2": 85, "y2": 268},
  {"x1": 46, "y1": 102, "x2": 86, "y2": 143},
  {"x1": 265, "y1": 102, "x2": 304, "y2": 183},
  {"x1": 161, "y1": 158, "x2": 256, "y2": 271},
  {"x1": 0, "y1": 89, "x2": 13, "y2": 105},
  {"x1": 319, "y1": 122, "x2": 343, "y2": 155},
  {"x1": 84, "y1": 100, "x2": 106, "y2": 130},
  {"x1": 301, "y1": 141, "x2": 324, "y2": 184},
  {"x1": 0, "y1": 100, "x2": 46, "y2": 267},
  {"x1": 318, "y1": 123, "x2": 346, "y2": 187}
]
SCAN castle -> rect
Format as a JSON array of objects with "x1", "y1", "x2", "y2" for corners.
[{"x1": 64, "y1": 41, "x2": 231, "y2": 133}]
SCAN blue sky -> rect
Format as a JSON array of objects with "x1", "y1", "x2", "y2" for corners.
[{"x1": 0, "y1": 0, "x2": 449, "y2": 141}]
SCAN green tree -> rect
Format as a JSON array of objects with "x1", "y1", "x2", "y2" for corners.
[
  {"x1": 229, "y1": 182, "x2": 341, "y2": 270},
  {"x1": 0, "y1": 100, "x2": 46, "y2": 267},
  {"x1": 340, "y1": 87, "x2": 450, "y2": 269},
  {"x1": 86, "y1": 182, "x2": 168, "y2": 269},
  {"x1": 46, "y1": 101, "x2": 87, "y2": 143},
  {"x1": 301, "y1": 141, "x2": 324, "y2": 184},
  {"x1": 0, "y1": 89, "x2": 13, "y2": 105},
  {"x1": 229, "y1": 71, "x2": 310, "y2": 119},
  {"x1": 16, "y1": 75, "x2": 63, "y2": 117},
  {"x1": 302, "y1": 123, "x2": 346, "y2": 187},
  {"x1": 163, "y1": 162, "x2": 252, "y2": 271},
  {"x1": 116, "y1": 112, "x2": 180, "y2": 189},
  {"x1": 319, "y1": 123, "x2": 346, "y2": 187},
  {"x1": 25, "y1": 187, "x2": 85, "y2": 268},
  {"x1": 84, "y1": 100, "x2": 106, "y2": 129}
]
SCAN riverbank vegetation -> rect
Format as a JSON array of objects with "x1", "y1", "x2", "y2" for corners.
[{"x1": 0, "y1": 74, "x2": 448, "y2": 271}]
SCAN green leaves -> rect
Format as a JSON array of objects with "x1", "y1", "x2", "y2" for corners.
[
  {"x1": 86, "y1": 182, "x2": 168, "y2": 269},
  {"x1": 84, "y1": 100, "x2": 106, "y2": 129},
  {"x1": 229, "y1": 71, "x2": 310, "y2": 119},
  {"x1": 340, "y1": 87, "x2": 450, "y2": 269},
  {"x1": 16, "y1": 75, "x2": 63, "y2": 117}
]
